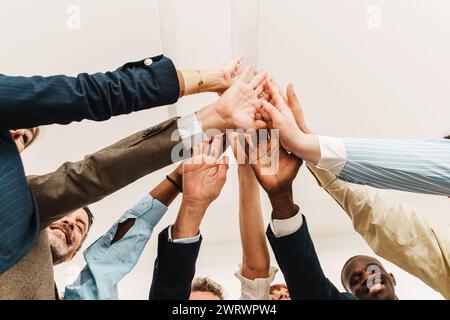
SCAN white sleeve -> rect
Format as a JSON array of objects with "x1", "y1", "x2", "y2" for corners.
[
  {"x1": 270, "y1": 211, "x2": 303, "y2": 238},
  {"x1": 176, "y1": 113, "x2": 208, "y2": 150},
  {"x1": 235, "y1": 266, "x2": 278, "y2": 300},
  {"x1": 316, "y1": 135, "x2": 347, "y2": 175}
]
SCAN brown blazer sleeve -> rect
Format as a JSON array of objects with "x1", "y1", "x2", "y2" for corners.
[{"x1": 27, "y1": 117, "x2": 184, "y2": 230}]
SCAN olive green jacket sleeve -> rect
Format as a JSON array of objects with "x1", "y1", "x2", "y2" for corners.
[
  {"x1": 307, "y1": 164, "x2": 450, "y2": 299},
  {"x1": 27, "y1": 116, "x2": 183, "y2": 229}
]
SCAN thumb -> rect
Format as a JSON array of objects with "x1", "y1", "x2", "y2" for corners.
[
  {"x1": 253, "y1": 120, "x2": 268, "y2": 130},
  {"x1": 217, "y1": 156, "x2": 229, "y2": 178},
  {"x1": 261, "y1": 100, "x2": 281, "y2": 121}
]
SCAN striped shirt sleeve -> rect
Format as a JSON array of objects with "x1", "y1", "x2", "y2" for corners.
[{"x1": 338, "y1": 138, "x2": 450, "y2": 196}]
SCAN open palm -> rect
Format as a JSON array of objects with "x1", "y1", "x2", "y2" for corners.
[{"x1": 182, "y1": 138, "x2": 229, "y2": 208}]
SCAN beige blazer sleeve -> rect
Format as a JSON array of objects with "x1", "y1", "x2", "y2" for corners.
[
  {"x1": 307, "y1": 164, "x2": 450, "y2": 299},
  {"x1": 27, "y1": 117, "x2": 182, "y2": 229}
]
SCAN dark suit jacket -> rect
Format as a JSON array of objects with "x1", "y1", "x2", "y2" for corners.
[
  {"x1": 0, "y1": 117, "x2": 189, "y2": 299},
  {"x1": 149, "y1": 226, "x2": 202, "y2": 300},
  {"x1": 0, "y1": 55, "x2": 179, "y2": 275},
  {"x1": 267, "y1": 215, "x2": 356, "y2": 300}
]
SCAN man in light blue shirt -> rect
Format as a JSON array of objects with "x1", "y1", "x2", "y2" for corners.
[
  {"x1": 65, "y1": 136, "x2": 228, "y2": 300},
  {"x1": 60, "y1": 165, "x2": 183, "y2": 300}
]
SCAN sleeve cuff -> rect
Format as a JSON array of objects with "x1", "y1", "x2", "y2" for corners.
[
  {"x1": 168, "y1": 225, "x2": 201, "y2": 244},
  {"x1": 270, "y1": 210, "x2": 303, "y2": 238},
  {"x1": 235, "y1": 266, "x2": 278, "y2": 300},
  {"x1": 176, "y1": 113, "x2": 208, "y2": 150},
  {"x1": 317, "y1": 135, "x2": 347, "y2": 175}
]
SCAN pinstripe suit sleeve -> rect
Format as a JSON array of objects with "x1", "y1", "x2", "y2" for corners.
[
  {"x1": 337, "y1": 138, "x2": 450, "y2": 196},
  {"x1": 0, "y1": 55, "x2": 179, "y2": 130}
]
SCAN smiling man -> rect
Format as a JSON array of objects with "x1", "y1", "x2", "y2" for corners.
[
  {"x1": 341, "y1": 255, "x2": 397, "y2": 300},
  {"x1": 47, "y1": 207, "x2": 93, "y2": 265}
]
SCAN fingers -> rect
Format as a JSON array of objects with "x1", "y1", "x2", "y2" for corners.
[
  {"x1": 286, "y1": 83, "x2": 301, "y2": 113},
  {"x1": 238, "y1": 65, "x2": 253, "y2": 83},
  {"x1": 261, "y1": 100, "x2": 281, "y2": 120},
  {"x1": 216, "y1": 155, "x2": 229, "y2": 178},
  {"x1": 266, "y1": 79, "x2": 284, "y2": 107},
  {"x1": 249, "y1": 70, "x2": 268, "y2": 90},
  {"x1": 253, "y1": 119, "x2": 269, "y2": 130},
  {"x1": 286, "y1": 83, "x2": 312, "y2": 134},
  {"x1": 231, "y1": 56, "x2": 243, "y2": 76},
  {"x1": 254, "y1": 82, "x2": 265, "y2": 96},
  {"x1": 229, "y1": 132, "x2": 246, "y2": 163},
  {"x1": 272, "y1": 79, "x2": 288, "y2": 103},
  {"x1": 209, "y1": 135, "x2": 223, "y2": 159}
]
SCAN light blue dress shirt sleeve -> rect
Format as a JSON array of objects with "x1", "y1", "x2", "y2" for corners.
[
  {"x1": 339, "y1": 138, "x2": 450, "y2": 196},
  {"x1": 63, "y1": 194, "x2": 167, "y2": 300}
]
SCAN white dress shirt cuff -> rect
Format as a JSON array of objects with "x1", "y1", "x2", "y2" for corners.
[
  {"x1": 317, "y1": 135, "x2": 347, "y2": 175},
  {"x1": 168, "y1": 225, "x2": 201, "y2": 244},
  {"x1": 270, "y1": 212, "x2": 303, "y2": 238},
  {"x1": 176, "y1": 113, "x2": 208, "y2": 150}
]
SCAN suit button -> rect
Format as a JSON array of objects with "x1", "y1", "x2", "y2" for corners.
[{"x1": 144, "y1": 58, "x2": 153, "y2": 66}]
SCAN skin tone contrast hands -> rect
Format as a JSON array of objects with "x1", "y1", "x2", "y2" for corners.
[
  {"x1": 251, "y1": 134, "x2": 302, "y2": 220},
  {"x1": 260, "y1": 80, "x2": 321, "y2": 164}
]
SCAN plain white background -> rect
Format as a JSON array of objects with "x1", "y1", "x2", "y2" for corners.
[{"x1": 2, "y1": 0, "x2": 449, "y2": 299}]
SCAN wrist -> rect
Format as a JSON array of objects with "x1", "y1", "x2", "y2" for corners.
[
  {"x1": 172, "y1": 200, "x2": 208, "y2": 240},
  {"x1": 181, "y1": 198, "x2": 210, "y2": 214},
  {"x1": 288, "y1": 132, "x2": 321, "y2": 165},
  {"x1": 195, "y1": 101, "x2": 229, "y2": 133},
  {"x1": 200, "y1": 69, "x2": 226, "y2": 93},
  {"x1": 167, "y1": 170, "x2": 183, "y2": 192},
  {"x1": 268, "y1": 187, "x2": 298, "y2": 220}
]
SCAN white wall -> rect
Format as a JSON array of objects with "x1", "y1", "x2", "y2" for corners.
[{"x1": 1, "y1": 0, "x2": 448, "y2": 299}]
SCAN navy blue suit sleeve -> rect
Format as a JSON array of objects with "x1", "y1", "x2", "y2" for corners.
[
  {"x1": 0, "y1": 55, "x2": 179, "y2": 130},
  {"x1": 267, "y1": 215, "x2": 355, "y2": 300},
  {"x1": 149, "y1": 226, "x2": 202, "y2": 300}
]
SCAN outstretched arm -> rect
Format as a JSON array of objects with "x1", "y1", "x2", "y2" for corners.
[
  {"x1": 261, "y1": 81, "x2": 450, "y2": 196},
  {"x1": 238, "y1": 165, "x2": 270, "y2": 280}
]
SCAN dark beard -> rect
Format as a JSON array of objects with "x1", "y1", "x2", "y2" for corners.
[{"x1": 49, "y1": 242, "x2": 71, "y2": 265}]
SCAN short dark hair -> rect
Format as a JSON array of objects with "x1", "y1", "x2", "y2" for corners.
[
  {"x1": 191, "y1": 277, "x2": 224, "y2": 300},
  {"x1": 78, "y1": 206, "x2": 94, "y2": 250},
  {"x1": 83, "y1": 206, "x2": 94, "y2": 230},
  {"x1": 445, "y1": 135, "x2": 450, "y2": 140}
]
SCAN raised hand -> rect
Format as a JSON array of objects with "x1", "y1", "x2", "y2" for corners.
[
  {"x1": 251, "y1": 135, "x2": 303, "y2": 195},
  {"x1": 260, "y1": 80, "x2": 320, "y2": 164},
  {"x1": 215, "y1": 56, "x2": 243, "y2": 95},
  {"x1": 215, "y1": 65, "x2": 268, "y2": 130},
  {"x1": 182, "y1": 135, "x2": 229, "y2": 210},
  {"x1": 285, "y1": 84, "x2": 313, "y2": 134}
]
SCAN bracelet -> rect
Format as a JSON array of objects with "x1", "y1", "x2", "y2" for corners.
[
  {"x1": 195, "y1": 70, "x2": 204, "y2": 93},
  {"x1": 166, "y1": 175, "x2": 182, "y2": 193}
]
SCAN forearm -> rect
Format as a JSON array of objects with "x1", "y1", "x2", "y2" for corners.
[
  {"x1": 269, "y1": 186, "x2": 298, "y2": 221},
  {"x1": 27, "y1": 117, "x2": 181, "y2": 229},
  {"x1": 194, "y1": 101, "x2": 228, "y2": 134},
  {"x1": 0, "y1": 56, "x2": 179, "y2": 130},
  {"x1": 338, "y1": 138, "x2": 450, "y2": 196},
  {"x1": 238, "y1": 166, "x2": 270, "y2": 279},
  {"x1": 172, "y1": 201, "x2": 207, "y2": 240},
  {"x1": 149, "y1": 168, "x2": 182, "y2": 207},
  {"x1": 178, "y1": 69, "x2": 227, "y2": 97},
  {"x1": 289, "y1": 133, "x2": 321, "y2": 165}
]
